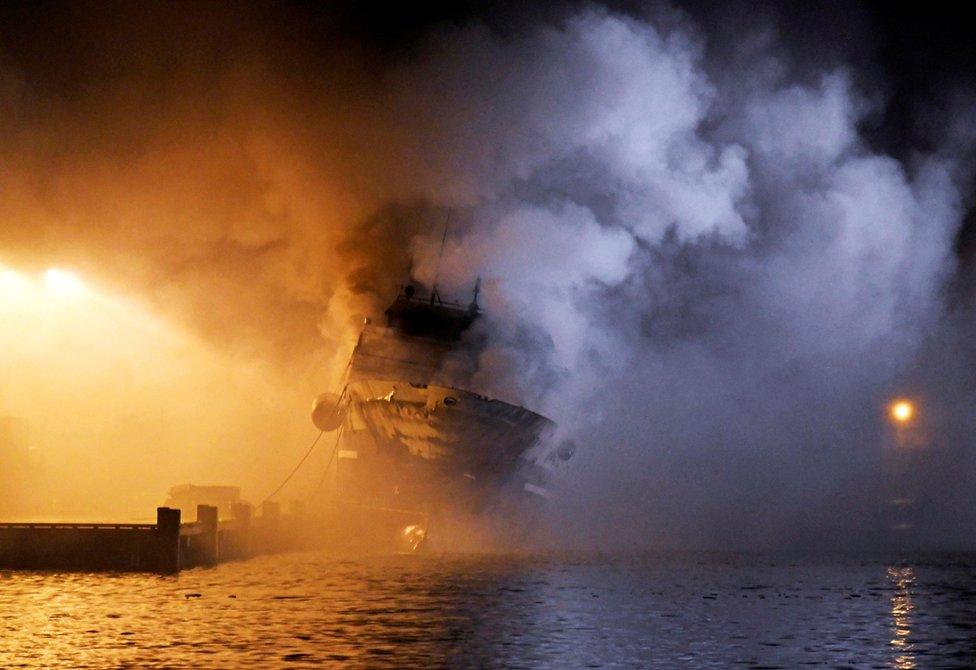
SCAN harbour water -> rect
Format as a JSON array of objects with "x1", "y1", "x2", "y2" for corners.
[{"x1": 3, "y1": 551, "x2": 976, "y2": 668}]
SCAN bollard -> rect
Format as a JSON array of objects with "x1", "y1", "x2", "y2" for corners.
[
  {"x1": 231, "y1": 502, "x2": 252, "y2": 559},
  {"x1": 196, "y1": 504, "x2": 219, "y2": 566},
  {"x1": 156, "y1": 507, "x2": 182, "y2": 573}
]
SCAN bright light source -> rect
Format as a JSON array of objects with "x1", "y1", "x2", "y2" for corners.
[
  {"x1": 890, "y1": 400, "x2": 915, "y2": 424},
  {"x1": 44, "y1": 268, "x2": 85, "y2": 296},
  {"x1": 1, "y1": 268, "x2": 28, "y2": 295}
]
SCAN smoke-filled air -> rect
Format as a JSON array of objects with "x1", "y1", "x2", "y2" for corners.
[{"x1": 1, "y1": 2, "x2": 974, "y2": 549}]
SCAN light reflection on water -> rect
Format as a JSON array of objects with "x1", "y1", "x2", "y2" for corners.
[
  {"x1": 888, "y1": 566, "x2": 915, "y2": 670},
  {"x1": 3, "y1": 552, "x2": 976, "y2": 668}
]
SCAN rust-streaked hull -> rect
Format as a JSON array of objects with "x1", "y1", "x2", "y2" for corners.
[
  {"x1": 332, "y1": 379, "x2": 556, "y2": 515},
  {"x1": 345, "y1": 380, "x2": 554, "y2": 478}
]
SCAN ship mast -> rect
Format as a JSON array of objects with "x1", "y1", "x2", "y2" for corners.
[{"x1": 430, "y1": 211, "x2": 451, "y2": 306}]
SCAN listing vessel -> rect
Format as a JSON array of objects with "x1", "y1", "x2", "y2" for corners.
[{"x1": 311, "y1": 281, "x2": 571, "y2": 549}]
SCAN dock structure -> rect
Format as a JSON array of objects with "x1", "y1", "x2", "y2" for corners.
[{"x1": 0, "y1": 503, "x2": 299, "y2": 573}]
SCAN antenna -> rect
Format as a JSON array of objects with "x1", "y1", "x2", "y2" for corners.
[
  {"x1": 469, "y1": 276, "x2": 481, "y2": 313},
  {"x1": 431, "y1": 210, "x2": 451, "y2": 304}
]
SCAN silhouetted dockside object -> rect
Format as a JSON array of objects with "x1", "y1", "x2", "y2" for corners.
[{"x1": 0, "y1": 503, "x2": 299, "y2": 573}]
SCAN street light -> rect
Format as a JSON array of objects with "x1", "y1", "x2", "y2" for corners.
[{"x1": 890, "y1": 400, "x2": 915, "y2": 425}]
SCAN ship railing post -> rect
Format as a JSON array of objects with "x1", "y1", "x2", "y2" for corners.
[
  {"x1": 197, "y1": 504, "x2": 219, "y2": 566},
  {"x1": 156, "y1": 507, "x2": 182, "y2": 574}
]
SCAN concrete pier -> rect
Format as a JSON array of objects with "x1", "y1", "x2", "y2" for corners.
[
  {"x1": 0, "y1": 507, "x2": 183, "y2": 573},
  {"x1": 0, "y1": 504, "x2": 299, "y2": 573}
]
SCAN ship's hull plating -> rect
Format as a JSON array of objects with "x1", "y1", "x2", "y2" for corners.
[
  {"x1": 346, "y1": 380, "x2": 553, "y2": 474},
  {"x1": 333, "y1": 380, "x2": 555, "y2": 514}
]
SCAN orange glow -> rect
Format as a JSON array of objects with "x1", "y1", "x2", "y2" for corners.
[
  {"x1": 889, "y1": 400, "x2": 915, "y2": 424},
  {"x1": 0, "y1": 266, "x2": 321, "y2": 521}
]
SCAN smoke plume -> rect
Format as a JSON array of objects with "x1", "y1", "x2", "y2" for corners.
[{"x1": 2, "y1": 2, "x2": 975, "y2": 547}]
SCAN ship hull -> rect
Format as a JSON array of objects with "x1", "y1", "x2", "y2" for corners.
[
  {"x1": 311, "y1": 289, "x2": 566, "y2": 550},
  {"x1": 330, "y1": 379, "x2": 555, "y2": 517}
]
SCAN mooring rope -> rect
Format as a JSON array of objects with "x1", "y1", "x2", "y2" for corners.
[
  {"x1": 258, "y1": 386, "x2": 349, "y2": 505},
  {"x1": 257, "y1": 339, "x2": 360, "y2": 507},
  {"x1": 258, "y1": 429, "x2": 325, "y2": 506},
  {"x1": 314, "y1": 422, "x2": 345, "y2": 491}
]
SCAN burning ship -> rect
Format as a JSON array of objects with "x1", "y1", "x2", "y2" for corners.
[{"x1": 311, "y1": 281, "x2": 571, "y2": 549}]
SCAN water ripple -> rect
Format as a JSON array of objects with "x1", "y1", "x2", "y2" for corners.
[{"x1": 3, "y1": 552, "x2": 976, "y2": 667}]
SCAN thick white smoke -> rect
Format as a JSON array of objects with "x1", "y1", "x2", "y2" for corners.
[{"x1": 389, "y1": 8, "x2": 975, "y2": 548}]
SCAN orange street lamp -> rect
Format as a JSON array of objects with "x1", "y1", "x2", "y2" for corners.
[{"x1": 889, "y1": 399, "x2": 915, "y2": 425}]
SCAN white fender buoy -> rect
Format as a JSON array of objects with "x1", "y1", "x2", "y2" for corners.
[{"x1": 311, "y1": 392, "x2": 344, "y2": 431}]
